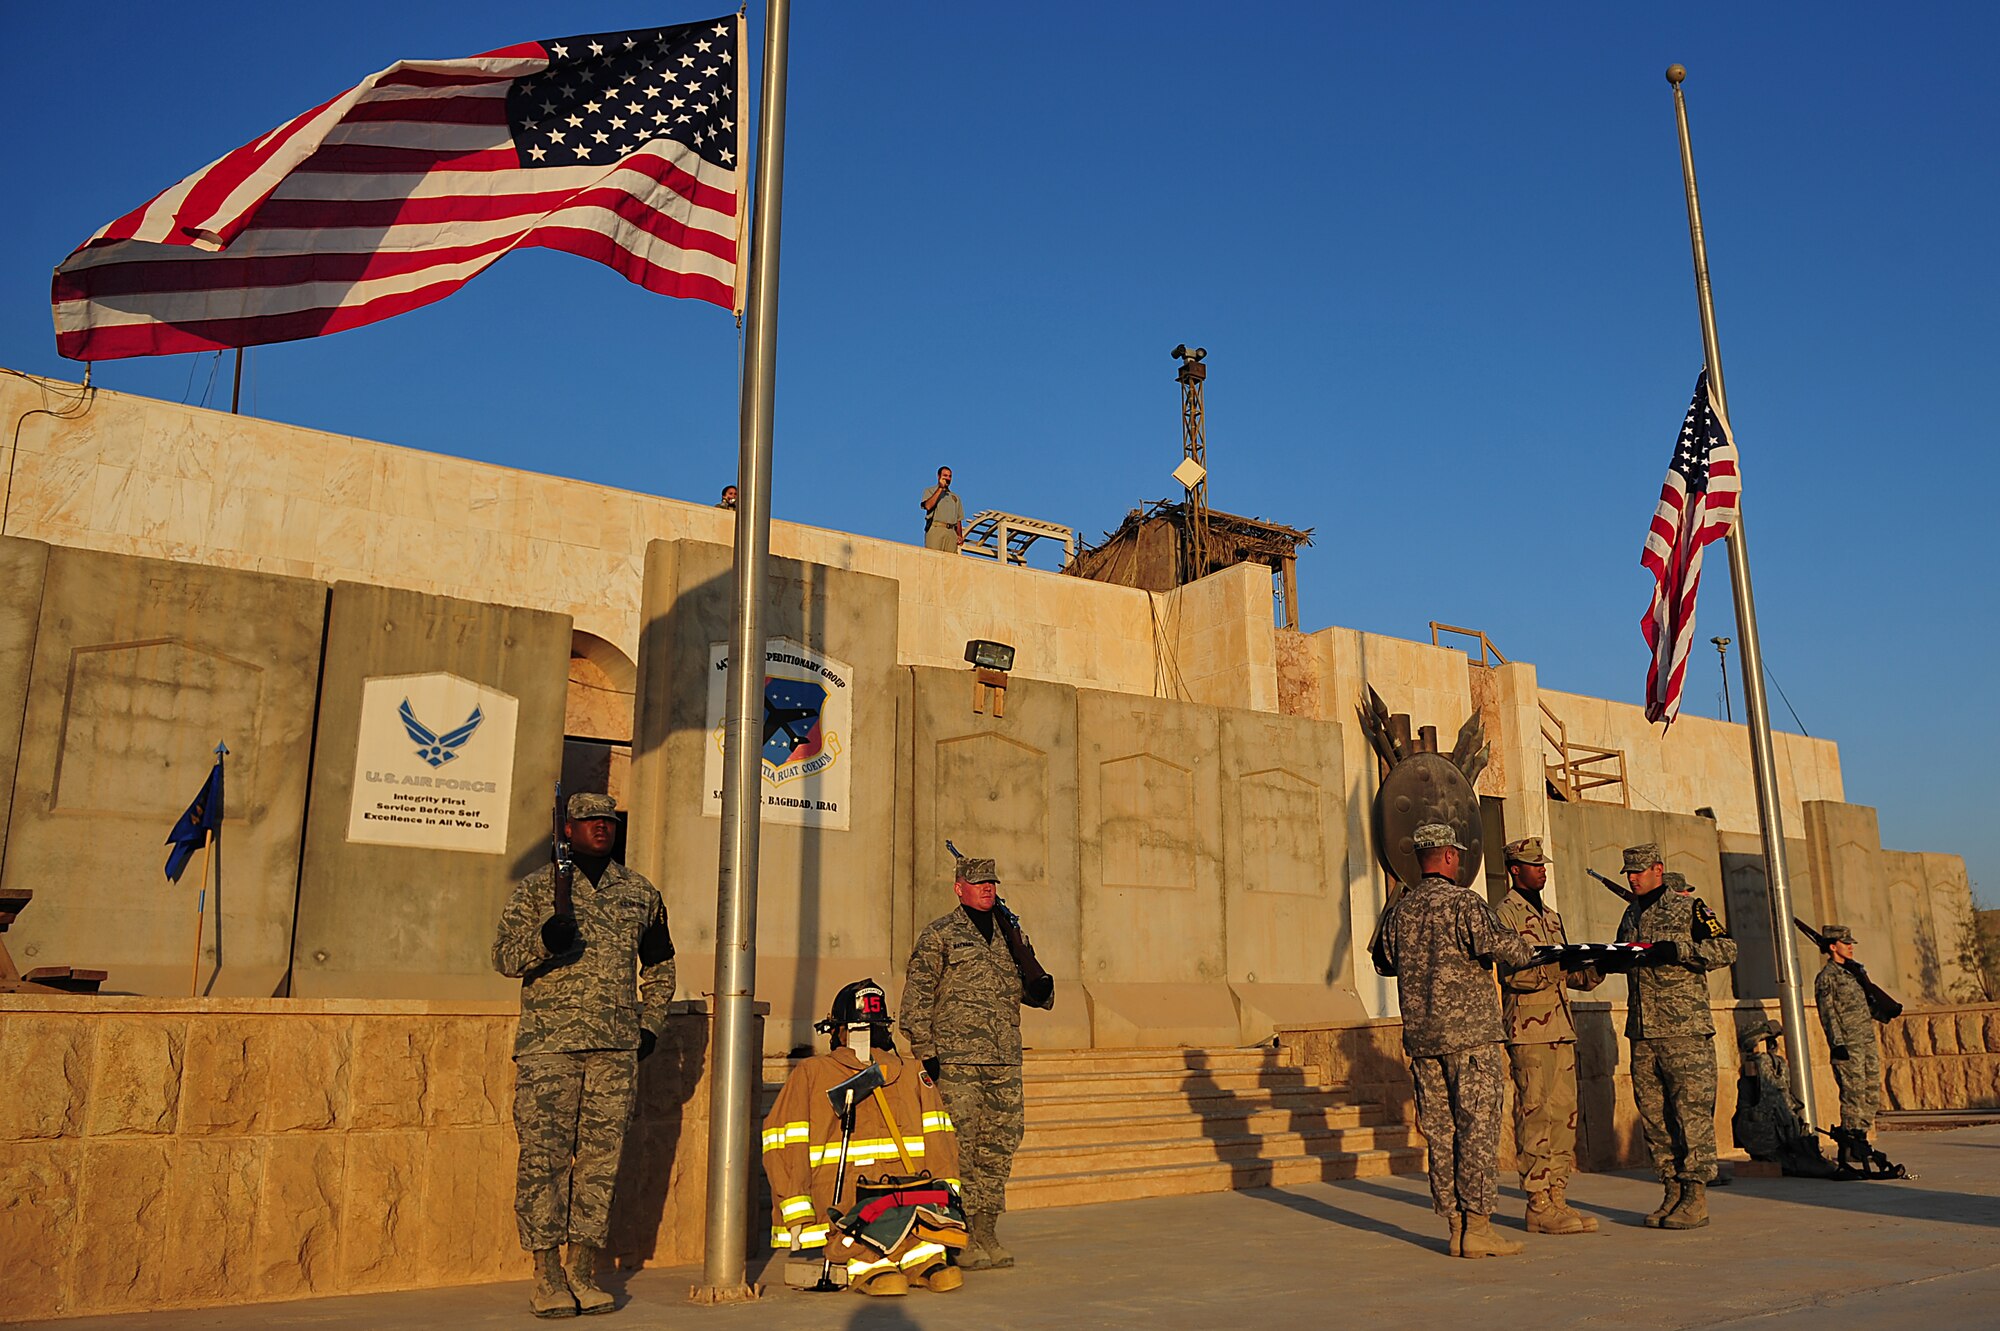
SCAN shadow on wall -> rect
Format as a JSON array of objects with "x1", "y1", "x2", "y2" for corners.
[{"x1": 631, "y1": 557, "x2": 837, "y2": 1050}]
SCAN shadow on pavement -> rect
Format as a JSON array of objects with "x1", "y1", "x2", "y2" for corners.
[
  {"x1": 1238, "y1": 1186, "x2": 1439, "y2": 1252},
  {"x1": 1734, "y1": 1178, "x2": 2000, "y2": 1229},
  {"x1": 845, "y1": 1299, "x2": 925, "y2": 1329}
]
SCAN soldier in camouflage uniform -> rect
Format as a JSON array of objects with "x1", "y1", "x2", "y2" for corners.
[
  {"x1": 1731, "y1": 1018, "x2": 1839, "y2": 1177},
  {"x1": 1494, "y1": 837, "x2": 1603, "y2": 1235},
  {"x1": 494, "y1": 793, "x2": 675, "y2": 1318},
  {"x1": 1815, "y1": 924, "x2": 1883, "y2": 1158},
  {"x1": 899, "y1": 852, "x2": 1055, "y2": 1271},
  {"x1": 1375, "y1": 823, "x2": 1537, "y2": 1258},
  {"x1": 1616, "y1": 843, "x2": 1737, "y2": 1231}
]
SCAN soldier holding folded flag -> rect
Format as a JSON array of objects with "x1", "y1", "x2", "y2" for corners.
[{"x1": 1616, "y1": 843, "x2": 1737, "y2": 1230}]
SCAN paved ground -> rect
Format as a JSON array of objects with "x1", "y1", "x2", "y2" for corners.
[{"x1": 27, "y1": 1125, "x2": 2000, "y2": 1331}]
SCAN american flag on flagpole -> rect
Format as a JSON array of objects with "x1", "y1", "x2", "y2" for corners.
[
  {"x1": 53, "y1": 17, "x2": 742, "y2": 362},
  {"x1": 1641, "y1": 369, "x2": 1741, "y2": 727}
]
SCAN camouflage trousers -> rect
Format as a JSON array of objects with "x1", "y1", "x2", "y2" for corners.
[
  {"x1": 513, "y1": 1050, "x2": 638, "y2": 1250},
  {"x1": 1506, "y1": 1040, "x2": 1578, "y2": 1194},
  {"x1": 1630, "y1": 1036, "x2": 1718, "y2": 1183},
  {"x1": 1410, "y1": 1044, "x2": 1505, "y2": 1217},
  {"x1": 937, "y1": 1063, "x2": 1025, "y2": 1218},
  {"x1": 1832, "y1": 1043, "x2": 1881, "y2": 1133}
]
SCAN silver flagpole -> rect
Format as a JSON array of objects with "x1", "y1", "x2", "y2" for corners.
[
  {"x1": 1666, "y1": 64, "x2": 1818, "y2": 1127},
  {"x1": 698, "y1": 0, "x2": 790, "y2": 1301}
]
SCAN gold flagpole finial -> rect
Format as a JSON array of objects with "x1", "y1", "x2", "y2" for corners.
[{"x1": 1666, "y1": 63, "x2": 1686, "y2": 85}]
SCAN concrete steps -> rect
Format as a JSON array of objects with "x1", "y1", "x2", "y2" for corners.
[{"x1": 757, "y1": 1045, "x2": 1424, "y2": 1213}]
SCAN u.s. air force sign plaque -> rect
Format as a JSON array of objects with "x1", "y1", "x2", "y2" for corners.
[
  {"x1": 347, "y1": 672, "x2": 519, "y2": 852},
  {"x1": 704, "y1": 638, "x2": 853, "y2": 830}
]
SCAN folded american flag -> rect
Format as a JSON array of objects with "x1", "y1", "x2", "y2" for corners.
[{"x1": 53, "y1": 17, "x2": 741, "y2": 361}]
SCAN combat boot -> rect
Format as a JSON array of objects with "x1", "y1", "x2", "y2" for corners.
[
  {"x1": 1446, "y1": 1210, "x2": 1464, "y2": 1257},
  {"x1": 1531, "y1": 1179, "x2": 1598, "y2": 1234},
  {"x1": 1643, "y1": 1179, "x2": 1682, "y2": 1229},
  {"x1": 964, "y1": 1211, "x2": 1014, "y2": 1270},
  {"x1": 1457, "y1": 1212, "x2": 1524, "y2": 1258},
  {"x1": 565, "y1": 1241, "x2": 615, "y2": 1315},
  {"x1": 530, "y1": 1247, "x2": 577, "y2": 1319},
  {"x1": 1660, "y1": 1180, "x2": 1709, "y2": 1230}
]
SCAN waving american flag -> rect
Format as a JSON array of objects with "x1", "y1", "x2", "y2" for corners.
[
  {"x1": 53, "y1": 17, "x2": 742, "y2": 361},
  {"x1": 1641, "y1": 370, "x2": 1741, "y2": 727}
]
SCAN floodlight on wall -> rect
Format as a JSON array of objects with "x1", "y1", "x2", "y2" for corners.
[
  {"x1": 963, "y1": 640, "x2": 1016, "y2": 672},
  {"x1": 1172, "y1": 457, "x2": 1207, "y2": 490},
  {"x1": 964, "y1": 639, "x2": 1015, "y2": 716}
]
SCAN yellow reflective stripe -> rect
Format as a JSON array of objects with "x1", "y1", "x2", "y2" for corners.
[
  {"x1": 770, "y1": 1223, "x2": 831, "y2": 1248},
  {"x1": 777, "y1": 1195, "x2": 816, "y2": 1221},
  {"x1": 897, "y1": 1241, "x2": 947, "y2": 1268},
  {"x1": 762, "y1": 1120, "x2": 810, "y2": 1152},
  {"x1": 807, "y1": 1137, "x2": 928, "y2": 1167},
  {"x1": 922, "y1": 1111, "x2": 954, "y2": 1133},
  {"x1": 847, "y1": 1257, "x2": 897, "y2": 1276}
]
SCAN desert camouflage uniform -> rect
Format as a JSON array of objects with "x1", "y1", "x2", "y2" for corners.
[
  {"x1": 1617, "y1": 886, "x2": 1737, "y2": 1183},
  {"x1": 900, "y1": 905, "x2": 1052, "y2": 1219},
  {"x1": 1816, "y1": 960, "x2": 1881, "y2": 1132},
  {"x1": 1377, "y1": 873, "x2": 1536, "y2": 1216},
  {"x1": 1495, "y1": 892, "x2": 1600, "y2": 1196},
  {"x1": 494, "y1": 857, "x2": 674, "y2": 1250}
]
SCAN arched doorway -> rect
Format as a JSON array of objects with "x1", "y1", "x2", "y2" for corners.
[{"x1": 564, "y1": 631, "x2": 636, "y2": 816}]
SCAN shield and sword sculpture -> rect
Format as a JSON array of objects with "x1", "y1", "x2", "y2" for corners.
[{"x1": 1360, "y1": 686, "x2": 1490, "y2": 966}]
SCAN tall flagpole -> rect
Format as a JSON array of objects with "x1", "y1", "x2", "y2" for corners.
[
  {"x1": 698, "y1": 0, "x2": 790, "y2": 1301},
  {"x1": 1666, "y1": 64, "x2": 1818, "y2": 1126}
]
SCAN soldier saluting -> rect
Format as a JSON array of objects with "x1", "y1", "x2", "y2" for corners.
[
  {"x1": 1615, "y1": 842, "x2": 1736, "y2": 1231},
  {"x1": 899, "y1": 848, "x2": 1054, "y2": 1271},
  {"x1": 493, "y1": 793, "x2": 675, "y2": 1318}
]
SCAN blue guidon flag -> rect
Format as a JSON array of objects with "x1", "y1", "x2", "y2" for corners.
[
  {"x1": 163, "y1": 759, "x2": 225, "y2": 883},
  {"x1": 54, "y1": 17, "x2": 742, "y2": 361}
]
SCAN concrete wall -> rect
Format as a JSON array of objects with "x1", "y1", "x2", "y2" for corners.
[
  {"x1": 290, "y1": 584, "x2": 570, "y2": 1000},
  {"x1": 0, "y1": 373, "x2": 1166, "y2": 699},
  {"x1": 900, "y1": 668, "x2": 1090, "y2": 1050},
  {"x1": 0, "y1": 994, "x2": 746, "y2": 1323},
  {"x1": 0, "y1": 545, "x2": 325, "y2": 997},
  {"x1": 0, "y1": 537, "x2": 51, "y2": 877},
  {"x1": 1538, "y1": 688, "x2": 1843, "y2": 839},
  {"x1": 626, "y1": 540, "x2": 902, "y2": 1055}
]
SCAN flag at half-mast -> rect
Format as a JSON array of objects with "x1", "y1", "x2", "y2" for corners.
[
  {"x1": 1641, "y1": 369, "x2": 1741, "y2": 727},
  {"x1": 53, "y1": 17, "x2": 743, "y2": 362},
  {"x1": 164, "y1": 759, "x2": 225, "y2": 883}
]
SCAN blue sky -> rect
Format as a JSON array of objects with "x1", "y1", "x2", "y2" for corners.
[{"x1": 5, "y1": 3, "x2": 1995, "y2": 906}]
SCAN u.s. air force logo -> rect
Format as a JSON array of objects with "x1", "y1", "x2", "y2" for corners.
[
  {"x1": 399, "y1": 699, "x2": 484, "y2": 768},
  {"x1": 760, "y1": 676, "x2": 842, "y2": 785}
]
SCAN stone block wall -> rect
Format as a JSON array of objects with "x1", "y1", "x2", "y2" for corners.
[
  {"x1": 1880, "y1": 1004, "x2": 2000, "y2": 1111},
  {"x1": 0, "y1": 996, "x2": 741, "y2": 1323}
]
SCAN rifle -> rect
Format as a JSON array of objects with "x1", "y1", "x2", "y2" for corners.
[
  {"x1": 1587, "y1": 867, "x2": 1636, "y2": 903},
  {"x1": 1792, "y1": 918, "x2": 1903, "y2": 1021},
  {"x1": 551, "y1": 781, "x2": 575, "y2": 921},
  {"x1": 946, "y1": 839, "x2": 1054, "y2": 1006}
]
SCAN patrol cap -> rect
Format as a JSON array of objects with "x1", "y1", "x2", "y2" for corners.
[
  {"x1": 1664, "y1": 871, "x2": 1690, "y2": 893},
  {"x1": 1819, "y1": 923, "x2": 1855, "y2": 945},
  {"x1": 566, "y1": 792, "x2": 619, "y2": 821},
  {"x1": 1738, "y1": 1017, "x2": 1782, "y2": 1049},
  {"x1": 1412, "y1": 823, "x2": 1466, "y2": 853},
  {"x1": 1622, "y1": 843, "x2": 1663, "y2": 873},
  {"x1": 1504, "y1": 837, "x2": 1550, "y2": 866},
  {"x1": 955, "y1": 857, "x2": 999, "y2": 884},
  {"x1": 815, "y1": 977, "x2": 894, "y2": 1032}
]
